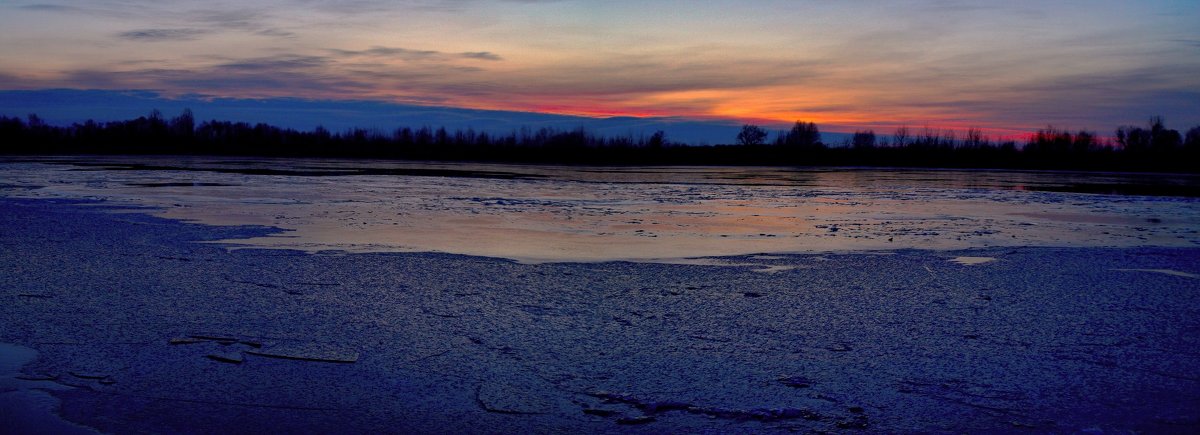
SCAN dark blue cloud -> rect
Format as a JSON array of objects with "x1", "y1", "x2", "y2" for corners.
[{"x1": 0, "y1": 89, "x2": 820, "y2": 145}]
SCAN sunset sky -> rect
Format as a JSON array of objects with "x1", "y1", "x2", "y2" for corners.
[{"x1": 1, "y1": 0, "x2": 1198, "y2": 141}]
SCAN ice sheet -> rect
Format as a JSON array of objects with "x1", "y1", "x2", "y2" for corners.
[{"x1": 3, "y1": 156, "x2": 1197, "y2": 262}]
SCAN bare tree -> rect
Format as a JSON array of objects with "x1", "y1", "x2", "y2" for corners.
[
  {"x1": 892, "y1": 125, "x2": 909, "y2": 147},
  {"x1": 784, "y1": 121, "x2": 821, "y2": 148},
  {"x1": 941, "y1": 130, "x2": 957, "y2": 148},
  {"x1": 921, "y1": 126, "x2": 939, "y2": 147},
  {"x1": 170, "y1": 108, "x2": 195, "y2": 137},
  {"x1": 1119, "y1": 116, "x2": 1183, "y2": 153},
  {"x1": 737, "y1": 124, "x2": 768, "y2": 146},
  {"x1": 962, "y1": 127, "x2": 987, "y2": 149},
  {"x1": 1148, "y1": 116, "x2": 1182, "y2": 151},
  {"x1": 1072, "y1": 130, "x2": 1096, "y2": 154}
]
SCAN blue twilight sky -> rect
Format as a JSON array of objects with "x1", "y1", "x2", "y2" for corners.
[{"x1": 0, "y1": 0, "x2": 1198, "y2": 142}]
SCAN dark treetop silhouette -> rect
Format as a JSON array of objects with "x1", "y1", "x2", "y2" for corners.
[{"x1": 2, "y1": 110, "x2": 1198, "y2": 172}]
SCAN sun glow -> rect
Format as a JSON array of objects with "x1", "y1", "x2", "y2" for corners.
[{"x1": 0, "y1": 1, "x2": 1195, "y2": 140}]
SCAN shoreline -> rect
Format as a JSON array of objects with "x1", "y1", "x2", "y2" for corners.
[
  {"x1": 2, "y1": 197, "x2": 1199, "y2": 432},
  {"x1": 7, "y1": 154, "x2": 1200, "y2": 177}
]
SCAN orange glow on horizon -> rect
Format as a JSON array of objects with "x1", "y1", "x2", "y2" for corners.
[
  {"x1": 8, "y1": 67, "x2": 1103, "y2": 143},
  {"x1": 441, "y1": 86, "x2": 1044, "y2": 142},
  {"x1": 422, "y1": 94, "x2": 1053, "y2": 142}
]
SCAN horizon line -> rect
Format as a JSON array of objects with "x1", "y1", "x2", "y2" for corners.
[{"x1": 2, "y1": 88, "x2": 1193, "y2": 143}]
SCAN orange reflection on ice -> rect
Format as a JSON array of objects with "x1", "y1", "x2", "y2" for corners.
[{"x1": 9, "y1": 158, "x2": 1199, "y2": 263}]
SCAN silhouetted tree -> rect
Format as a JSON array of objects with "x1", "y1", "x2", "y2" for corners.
[
  {"x1": 314, "y1": 125, "x2": 331, "y2": 141},
  {"x1": 435, "y1": 127, "x2": 450, "y2": 146},
  {"x1": 942, "y1": 130, "x2": 957, "y2": 148},
  {"x1": 852, "y1": 130, "x2": 876, "y2": 150},
  {"x1": 961, "y1": 128, "x2": 987, "y2": 149},
  {"x1": 395, "y1": 127, "x2": 413, "y2": 145},
  {"x1": 1071, "y1": 130, "x2": 1096, "y2": 154},
  {"x1": 1185, "y1": 126, "x2": 1200, "y2": 150},
  {"x1": 1, "y1": 110, "x2": 1195, "y2": 172},
  {"x1": 647, "y1": 130, "x2": 667, "y2": 148},
  {"x1": 1118, "y1": 117, "x2": 1180, "y2": 152},
  {"x1": 1116, "y1": 124, "x2": 1149, "y2": 153},
  {"x1": 914, "y1": 126, "x2": 954, "y2": 149},
  {"x1": 736, "y1": 124, "x2": 768, "y2": 146},
  {"x1": 1028, "y1": 126, "x2": 1071, "y2": 154},
  {"x1": 26, "y1": 113, "x2": 45, "y2": 129},
  {"x1": 1148, "y1": 116, "x2": 1182, "y2": 152},
  {"x1": 170, "y1": 108, "x2": 195, "y2": 138},
  {"x1": 415, "y1": 126, "x2": 432, "y2": 147},
  {"x1": 892, "y1": 126, "x2": 909, "y2": 147},
  {"x1": 782, "y1": 121, "x2": 821, "y2": 148}
]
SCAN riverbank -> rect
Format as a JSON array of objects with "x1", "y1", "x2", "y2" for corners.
[{"x1": 1, "y1": 197, "x2": 1199, "y2": 432}]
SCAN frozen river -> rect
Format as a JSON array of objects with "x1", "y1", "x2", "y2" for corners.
[
  {"x1": 3, "y1": 156, "x2": 1200, "y2": 433},
  {"x1": 2, "y1": 156, "x2": 1198, "y2": 262}
]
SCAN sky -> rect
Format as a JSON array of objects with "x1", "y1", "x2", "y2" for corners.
[{"x1": 0, "y1": 0, "x2": 1198, "y2": 142}]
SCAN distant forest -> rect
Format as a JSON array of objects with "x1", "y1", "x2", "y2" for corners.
[{"x1": 2, "y1": 109, "x2": 1198, "y2": 172}]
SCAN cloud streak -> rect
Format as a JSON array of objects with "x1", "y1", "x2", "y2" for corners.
[
  {"x1": 19, "y1": 3, "x2": 81, "y2": 12},
  {"x1": 330, "y1": 46, "x2": 503, "y2": 61},
  {"x1": 118, "y1": 28, "x2": 211, "y2": 41}
]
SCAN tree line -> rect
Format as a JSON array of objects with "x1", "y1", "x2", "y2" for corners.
[{"x1": 2, "y1": 109, "x2": 1197, "y2": 172}]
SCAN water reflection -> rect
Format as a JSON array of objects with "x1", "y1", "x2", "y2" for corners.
[{"x1": 2, "y1": 157, "x2": 1198, "y2": 262}]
